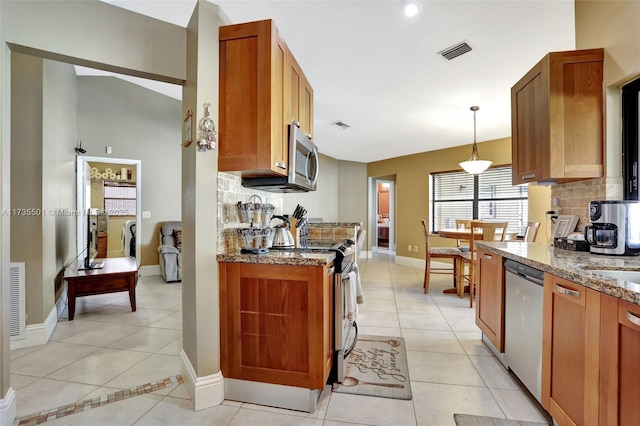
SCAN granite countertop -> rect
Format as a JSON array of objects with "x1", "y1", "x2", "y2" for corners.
[
  {"x1": 477, "y1": 242, "x2": 640, "y2": 305},
  {"x1": 217, "y1": 249, "x2": 335, "y2": 266}
]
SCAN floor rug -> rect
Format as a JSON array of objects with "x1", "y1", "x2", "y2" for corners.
[
  {"x1": 453, "y1": 414, "x2": 550, "y2": 426},
  {"x1": 332, "y1": 335, "x2": 411, "y2": 400}
]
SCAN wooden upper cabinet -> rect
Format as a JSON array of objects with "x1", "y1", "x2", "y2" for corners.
[
  {"x1": 219, "y1": 19, "x2": 287, "y2": 177},
  {"x1": 511, "y1": 48, "x2": 604, "y2": 185},
  {"x1": 285, "y1": 50, "x2": 314, "y2": 137},
  {"x1": 219, "y1": 19, "x2": 314, "y2": 177}
]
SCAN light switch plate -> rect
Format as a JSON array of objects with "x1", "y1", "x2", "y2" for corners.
[{"x1": 142, "y1": 211, "x2": 151, "y2": 219}]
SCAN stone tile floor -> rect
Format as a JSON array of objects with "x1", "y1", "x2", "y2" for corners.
[{"x1": 10, "y1": 253, "x2": 550, "y2": 425}]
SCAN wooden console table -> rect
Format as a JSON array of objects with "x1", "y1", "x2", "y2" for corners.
[{"x1": 64, "y1": 257, "x2": 139, "y2": 320}]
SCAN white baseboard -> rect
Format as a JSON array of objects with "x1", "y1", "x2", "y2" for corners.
[
  {"x1": 359, "y1": 250, "x2": 373, "y2": 259},
  {"x1": 10, "y1": 305, "x2": 57, "y2": 350},
  {"x1": 0, "y1": 387, "x2": 16, "y2": 426},
  {"x1": 139, "y1": 265, "x2": 160, "y2": 277},
  {"x1": 56, "y1": 286, "x2": 68, "y2": 319},
  {"x1": 180, "y1": 350, "x2": 224, "y2": 411}
]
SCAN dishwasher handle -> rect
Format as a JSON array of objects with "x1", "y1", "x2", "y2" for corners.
[{"x1": 504, "y1": 259, "x2": 544, "y2": 286}]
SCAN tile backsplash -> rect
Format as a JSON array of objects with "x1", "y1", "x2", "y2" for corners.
[
  {"x1": 550, "y1": 177, "x2": 623, "y2": 230},
  {"x1": 217, "y1": 172, "x2": 283, "y2": 252}
]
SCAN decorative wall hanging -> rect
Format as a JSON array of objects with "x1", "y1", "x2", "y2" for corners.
[
  {"x1": 197, "y1": 103, "x2": 217, "y2": 152},
  {"x1": 182, "y1": 110, "x2": 193, "y2": 147}
]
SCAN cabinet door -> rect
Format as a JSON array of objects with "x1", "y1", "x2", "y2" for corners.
[
  {"x1": 548, "y1": 50, "x2": 604, "y2": 180},
  {"x1": 219, "y1": 262, "x2": 332, "y2": 390},
  {"x1": 542, "y1": 275, "x2": 600, "y2": 426},
  {"x1": 475, "y1": 250, "x2": 504, "y2": 351},
  {"x1": 285, "y1": 49, "x2": 314, "y2": 137},
  {"x1": 511, "y1": 57, "x2": 548, "y2": 185},
  {"x1": 219, "y1": 20, "x2": 287, "y2": 176},
  {"x1": 511, "y1": 48, "x2": 603, "y2": 185},
  {"x1": 600, "y1": 296, "x2": 640, "y2": 426}
]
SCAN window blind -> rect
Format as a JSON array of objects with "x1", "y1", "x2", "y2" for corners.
[
  {"x1": 431, "y1": 166, "x2": 528, "y2": 234},
  {"x1": 103, "y1": 181, "x2": 136, "y2": 216}
]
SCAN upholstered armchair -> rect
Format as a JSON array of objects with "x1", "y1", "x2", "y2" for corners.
[{"x1": 157, "y1": 221, "x2": 182, "y2": 283}]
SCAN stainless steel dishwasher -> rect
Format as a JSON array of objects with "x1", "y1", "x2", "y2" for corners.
[{"x1": 504, "y1": 259, "x2": 544, "y2": 404}]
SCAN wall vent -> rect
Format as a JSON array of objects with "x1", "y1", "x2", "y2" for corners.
[
  {"x1": 10, "y1": 262, "x2": 26, "y2": 341},
  {"x1": 437, "y1": 41, "x2": 473, "y2": 61}
]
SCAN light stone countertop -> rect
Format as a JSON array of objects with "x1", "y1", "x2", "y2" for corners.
[{"x1": 477, "y1": 242, "x2": 640, "y2": 305}]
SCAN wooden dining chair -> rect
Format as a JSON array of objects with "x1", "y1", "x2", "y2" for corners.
[
  {"x1": 454, "y1": 219, "x2": 472, "y2": 251},
  {"x1": 524, "y1": 221, "x2": 540, "y2": 242},
  {"x1": 459, "y1": 221, "x2": 508, "y2": 307},
  {"x1": 421, "y1": 219, "x2": 462, "y2": 294}
]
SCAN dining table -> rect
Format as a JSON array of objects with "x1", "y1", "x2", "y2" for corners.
[{"x1": 436, "y1": 228, "x2": 483, "y2": 241}]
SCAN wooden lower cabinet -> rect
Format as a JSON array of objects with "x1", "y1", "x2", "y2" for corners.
[
  {"x1": 475, "y1": 249, "x2": 504, "y2": 351},
  {"x1": 542, "y1": 274, "x2": 600, "y2": 426},
  {"x1": 97, "y1": 232, "x2": 108, "y2": 258},
  {"x1": 600, "y1": 295, "x2": 640, "y2": 425},
  {"x1": 219, "y1": 262, "x2": 334, "y2": 390}
]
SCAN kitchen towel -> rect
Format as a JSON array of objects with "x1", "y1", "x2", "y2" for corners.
[
  {"x1": 346, "y1": 271, "x2": 358, "y2": 321},
  {"x1": 353, "y1": 263, "x2": 364, "y2": 304}
]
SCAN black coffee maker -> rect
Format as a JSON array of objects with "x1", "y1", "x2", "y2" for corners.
[{"x1": 584, "y1": 200, "x2": 640, "y2": 255}]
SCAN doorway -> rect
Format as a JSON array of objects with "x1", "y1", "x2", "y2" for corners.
[
  {"x1": 76, "y1": 156, "x2": 142, "y2": 266},
  {"x1": 375, "y1": 179, "x2": 395, "y2": 254}
]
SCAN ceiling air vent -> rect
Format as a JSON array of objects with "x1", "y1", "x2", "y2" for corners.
[
  {"x1": 437, "y1": 41, "x2": 473, "y2": 61},
  {"x1": 332, "y1": 121, "x2": 351, "y2": 130}
]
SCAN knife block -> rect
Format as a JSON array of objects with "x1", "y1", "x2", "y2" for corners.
[{"x1": 294, "y1": 223, "x2": 309, "y2": 248}]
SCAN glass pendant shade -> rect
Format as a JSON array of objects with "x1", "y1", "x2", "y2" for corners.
[{"x1": 459, "y1": 106, "x2": 492, "y2": 174}]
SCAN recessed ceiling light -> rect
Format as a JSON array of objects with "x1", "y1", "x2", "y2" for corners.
[
  {"x1": 332, "y1": 121, "x2": 351, "y2": 130},
  {"x1": 402, "y1": 1, "x2": 422, "y2": 17}
]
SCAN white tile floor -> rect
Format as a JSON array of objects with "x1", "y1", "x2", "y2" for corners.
[{"x1": 10, "y1": 253, "x2": 551, "y2": 425}]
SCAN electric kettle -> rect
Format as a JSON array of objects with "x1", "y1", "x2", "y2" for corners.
[{"x1": 270, "y1": 215, "x2": 295, "y2": 248}]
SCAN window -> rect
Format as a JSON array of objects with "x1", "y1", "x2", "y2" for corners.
[
  {"x1": 431, "y1": 166, "x2": 528, "y2": 235},
  {"x1": 103, "y1": 181, "x2": 136, "y2": 216}
]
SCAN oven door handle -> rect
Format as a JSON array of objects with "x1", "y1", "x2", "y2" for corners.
[{"x1": 344, "y1": 321, "x2": 358, "y2": 358}]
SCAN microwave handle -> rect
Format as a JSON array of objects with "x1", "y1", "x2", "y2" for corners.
[{"x1": 306, "y1": 146, "x2": 319, "y2": 187}]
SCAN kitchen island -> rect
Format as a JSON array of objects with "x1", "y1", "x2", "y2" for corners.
[
  {"x1": 475, "y1": 241, "x2": 640, "y2": 426},
  {"x1": 216, "y1": 249, "x2": 335, "y2": 413}
]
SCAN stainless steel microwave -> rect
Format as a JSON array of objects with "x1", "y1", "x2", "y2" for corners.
[{"x1": 242, "y1": 122, "x2": 319, "y2": 193}]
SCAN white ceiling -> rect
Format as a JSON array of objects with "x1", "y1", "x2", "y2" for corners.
[{"x1": 94, "y1": 0, "x2": 576, "y2": 163}]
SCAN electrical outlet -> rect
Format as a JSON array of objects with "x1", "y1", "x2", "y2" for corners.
[
  {"x1": 414, "y1": 245, "x2": 418, "y2": 252},
  {"x1": 142, "y1": 211, "x2": 151, "y2": 219},
  {"x1": 407, "y1": 245, "x2": 412, "y2": 252},
  {"x1": 105, "y1": 146, "x2": 112, "y2": 154}
]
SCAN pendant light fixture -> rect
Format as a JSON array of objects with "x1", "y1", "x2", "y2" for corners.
[{"x1": 459, "y1": 106, "x2": 492, "y2": 174}]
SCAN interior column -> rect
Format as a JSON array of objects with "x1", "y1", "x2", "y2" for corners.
[{"x1": 180, "y1": 0, "x2": 228, "y2": 410}]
